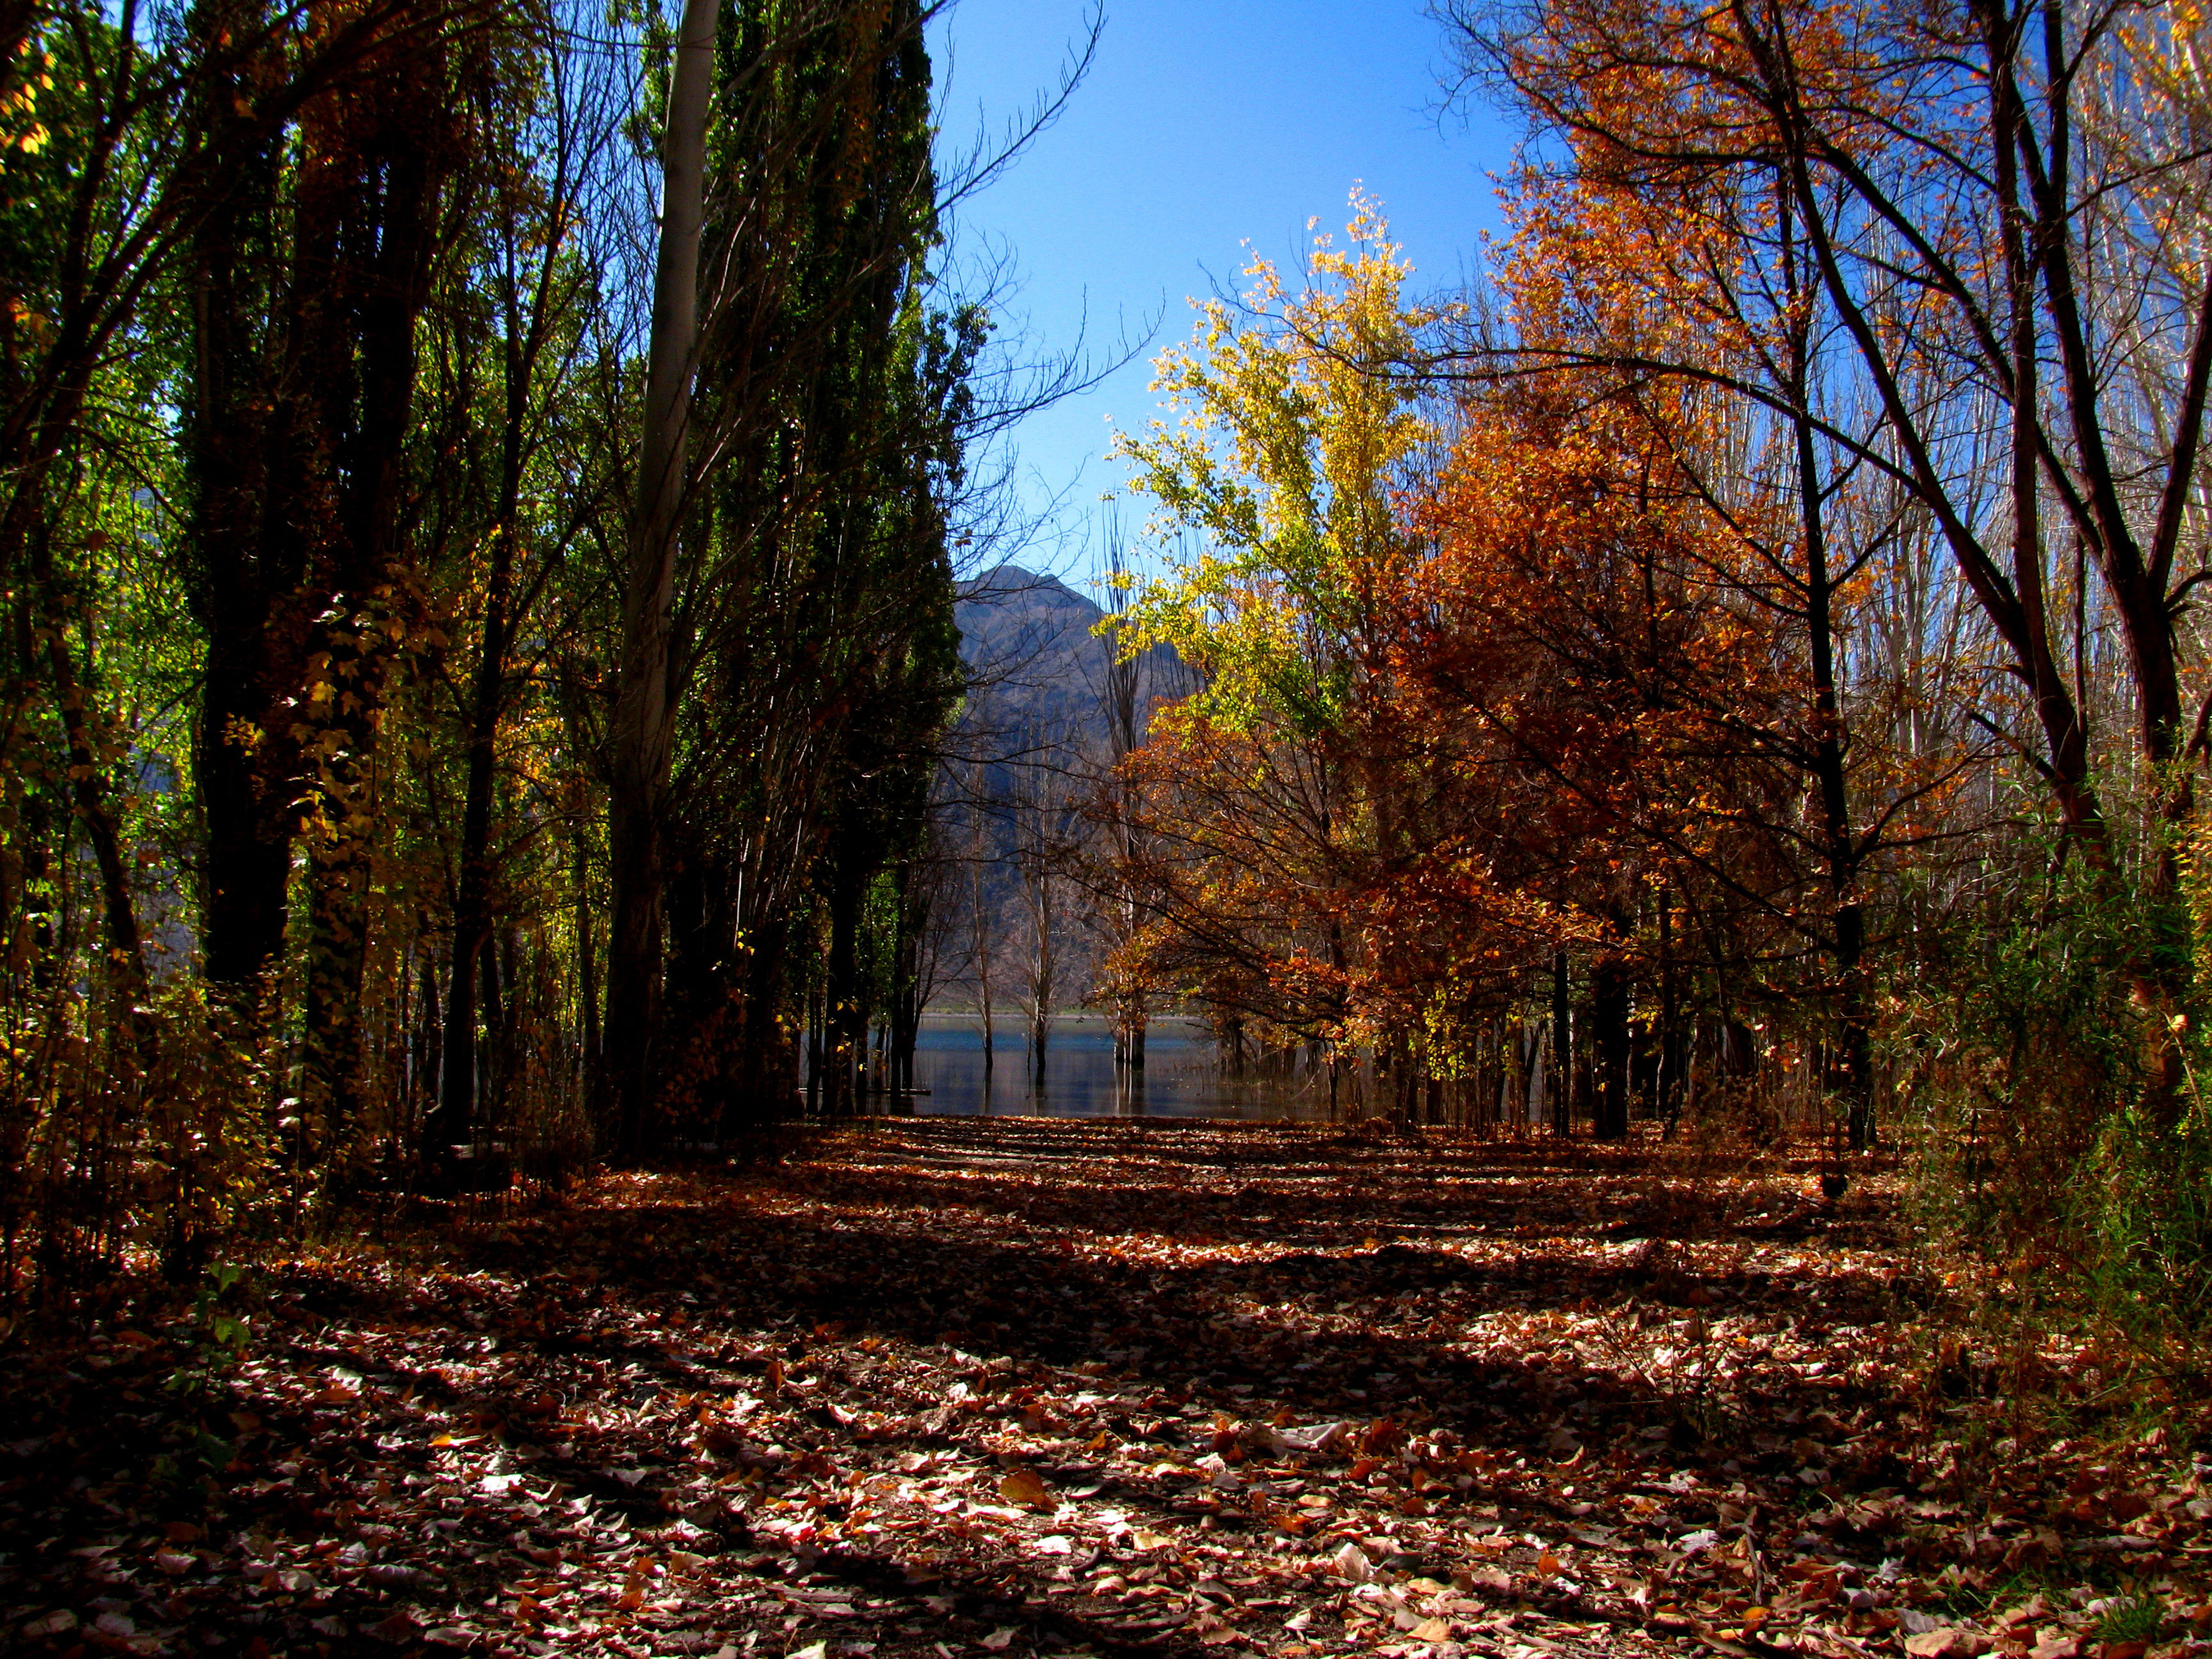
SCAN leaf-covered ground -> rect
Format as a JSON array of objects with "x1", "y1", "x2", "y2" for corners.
[{"x1": 4, "y1": 1119, "x2": 2209, "y2": 1659}]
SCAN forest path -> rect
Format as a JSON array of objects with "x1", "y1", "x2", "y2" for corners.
[{"x1": 3, "y1": 1122, "x2": 2199, "y2": 1659}]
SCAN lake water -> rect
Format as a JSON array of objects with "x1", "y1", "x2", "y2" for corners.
[{"x1": 907, "y1": 1013, "x2": 1326, "y2": 1119}]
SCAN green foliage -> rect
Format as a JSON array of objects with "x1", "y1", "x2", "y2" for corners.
[
  {"x1": 152, "y1": 1263, "x2": 252, "y2": 1487},
  {"x1": 1884, "y1": 789, "x2": 2212, "y2": 1368},
  {"x1": 1886, "y1": 815, "x2": 2152, "y2": 1247},
  {"x1": 168, "y1": 1262, "x2": 252, "y2": 1398},
  {"x1": 648, "y1": 0, "x2": 964, "y2": 1130},
  {"x1": 2051, "y1": 799, "x2": 2212, "y2": 1361},
  {"x1": 2080, "y1": 1094, "x2": 2212, "y2": 1363}
]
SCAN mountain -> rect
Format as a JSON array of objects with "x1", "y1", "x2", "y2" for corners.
[
  {"x1": 931, "y1": 565, "x2": 1189, "y2": 1016},
  {"x1": 952, "y1": 563, "x2": 1191, "y2": 753},
  {"x1": 954, "y1": 564, "x2": 1120, "y2": 748}
]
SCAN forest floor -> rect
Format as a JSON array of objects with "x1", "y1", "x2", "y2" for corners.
[{"x1": 4, "y1": 1119, "x2": 2209, "y2": 1659}]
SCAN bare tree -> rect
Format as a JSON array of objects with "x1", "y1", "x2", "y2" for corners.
[
  {"x1": 1006, "y1": 732, "x2": 1077, "y2": 1082},
  {"x1": 962, "y1": 769, "x2": 999, "y2": 1070},
  {"x1": 1098, "y1": 516, "x2": 1149, "y2": 1072}
]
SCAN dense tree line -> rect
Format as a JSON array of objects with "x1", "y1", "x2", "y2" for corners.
[
  {"x1": 1096, "y1": 0, "x2": 2212, "y2": 1322},
  {"x1": 0, "y1": 0, "x2": 1013, "y2": 1292}
]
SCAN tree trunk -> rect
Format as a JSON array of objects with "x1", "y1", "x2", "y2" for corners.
[
  {"x1": 26, "y1": 522, "x2": 147, "y2": 1009},
  {"x1": 823, "y1": 840, "x2": 865, "y2": 1116},
  {"x1": 416, "y1": 947, "x2": 442, "y2": 1128},
  {"x1": 1591, "y1": 953, "x2": 1631, "y2": 1141},
  {"x1": 890, "y1": 862, "x2": 923, "y2": 1100},
  {"x1": 433, "y1": 597, "x2": 507, "y2": 1158},
  {"x1": 575, "y1": 822, "x2": 598, "y2": 1074},
  {"x1": 733, "y1": 915, "x2": 793, "y2": 1123},
  {"x1": 186, "y1": 120, "x2": 294, "y2": 1000},
  {"x1": 1551, "y1": 948, "x2": 1571, "y2": 1136},
  {"x1": 432, "y1": 331, "x2": 535, "y2": 1162},
  {"x1": 1783, "y1": 269, "x2": 1871, "y2": 1150},
  {"x1": 296, "y1": 67, "x2": 443, "y2": 1157},
  {"x1": 602, "y1": 0, "x2": 718, "y2": 1155}
]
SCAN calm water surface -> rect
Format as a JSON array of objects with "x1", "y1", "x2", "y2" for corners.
[{"x1": 910, "y1": 1013, "x2": 1324, "y2": 1119}]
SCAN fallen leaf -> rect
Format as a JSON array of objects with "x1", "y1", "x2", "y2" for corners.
[
  {"x1": 1905, "y1": 1628, "x2": 1966, "y2": 1658},
  {"x1": 369, "y1": 1610, "x2": 421, "y2": 1644}
]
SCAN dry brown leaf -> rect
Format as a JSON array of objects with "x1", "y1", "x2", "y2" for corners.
[{"x1": 1905, "y1": 1629, "x2": 1972, "y2": 1659}]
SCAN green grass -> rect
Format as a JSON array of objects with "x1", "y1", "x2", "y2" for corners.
[
  {"x1": 2090, "y1": 1596, "x2": 2164, "y2": 1647},
  {"x1": 1936, "y1": 1569, "x2": 2041, "y2": 1621}
]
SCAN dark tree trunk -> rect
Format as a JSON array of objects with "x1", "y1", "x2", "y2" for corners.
[
  {"x1": 186, "y1": 104, "x2": 295, "y2": 1000},
  {"x1": 432, "y1": 482, "x2": 520, "y2": 1159},
  {"x1": 1657, "y1": 892, "x2": 1683, "y2": 1136},
  {"x1": 733, "y1": 913, "x2": 794, "y2": 1124},
  {"x1": 1591, "y1": 954, "x2": 1632, "y2": 1141},
  {"x1": 416, "y1": 948, "x2": 442, "y2": 1125},
  {"x1": 823, "y1": 841, "x2": 867, "y2": 1116},
  {"x1": 296, "y1": 70, "x2": 446, "y2": 1153},
  {"x1": 1551, "y1": 949, "x2": 1571, "y2": 1136},
  {"x1": 575, "y1": 833, "x2": 598, "y2": 1075},
  {"x1": 890, "y1": 864, "x2": 923, "y2": 1100},
  {"x1": 1779, "y1": 176, "x2": 1871, "y2": 1155}
]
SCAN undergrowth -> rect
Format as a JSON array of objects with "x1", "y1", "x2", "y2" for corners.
[{"x1": 1880, "y1": 802, "x2": 2212, "y2": 1448}]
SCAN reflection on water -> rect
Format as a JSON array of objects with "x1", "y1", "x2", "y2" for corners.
[{"x1": 910, "y1": 1013, "x2": 1324, "y2": 1119}]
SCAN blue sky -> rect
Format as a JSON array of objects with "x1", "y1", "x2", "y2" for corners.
[{"x1": 928, "y1": 0, "x2": 1519, "y2": 573}]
